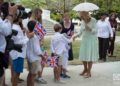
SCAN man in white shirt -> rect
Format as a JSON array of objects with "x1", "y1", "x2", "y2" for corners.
[
  {"x1": 0, "y1": 1, "x2": 18, "y2": 85},
  {"x1": 97, "y1": 13, "x2": 113, "y2": 61}
]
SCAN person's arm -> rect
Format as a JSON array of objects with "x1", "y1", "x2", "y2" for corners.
[
  {"x1": 62, "y1": 34, "x2": 73, "y2": 43},
  {"x1": 73, "y1": 21, "x2": 85, "y2": 40},
  {"x1": 0, "y1": 5, "x2": 18, "y2": 36},
  {"x1": 26, "y1": 31, "x2": 34, "y2": 38},
  {"x1": 51, "y1": 39, "x2": 55, "y2": 54},
  {"x1": 33, "y1": 36, "x2": 43, "y2": 56},
  {"x1": 107, "y1": 21, "x2": 113, "y2": 38},
  {"x1": 114, "y1": 20, "x2": 117, "y2": 29},
  {"x1": 12, "y1": 34, "x2": 28, "y2": 46},
  {"x1": 91, "y1": 18, "x2": 97, "y2": 34},
  {"x1": 70, "y1": 23, "x2": 75, "y2": 36},
  {"x1": 0, "y1": 18, "x2": 12, "y2": 36}
]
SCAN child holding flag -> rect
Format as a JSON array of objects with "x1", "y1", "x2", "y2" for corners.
[
  {"x1": 30, "y1": 8, "x2": 47, "y2": 84},
  {"x1": 26, "y1": 20, "x2": 45, "y2": 86},
  {"x1": 51, "y1": 23, "x2": 73, "y2": 83}
]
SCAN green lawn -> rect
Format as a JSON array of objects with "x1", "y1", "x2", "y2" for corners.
[
  {"x1": 43, "y1": 38, "x2": 80, "y2": 59},
  {"x1": 44, "y1": 38, "x2": 120, "y2": 64},
  {"x1": 116, "y1": 31, "x2": 120, "y2": 36}
]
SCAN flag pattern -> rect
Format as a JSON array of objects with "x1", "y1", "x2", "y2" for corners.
[
  {"x1": 47, "y1": 55, "x2": 59, "y2": 68},
  {"x1": 41, "y1": 51, "x2": 48, "y2": 65},
  {"x1": 34, "y1": 23, "x2": 46, "y2": 40}
]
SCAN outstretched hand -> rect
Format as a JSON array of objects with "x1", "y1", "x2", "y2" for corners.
[
  {"x1": 85, "y1": 24, "x2": 91, "y2": 31},
  {"x1": 72, "y1": 35, "x2": 77, "y2": 41}
]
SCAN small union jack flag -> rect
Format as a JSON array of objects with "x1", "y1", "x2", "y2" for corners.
[
  {"x1": 41, "y1": 51, "x2": 48, "y2": 65},
  {"x1": 47, "y1": 55, "x2": 59, "y2": 68},
  {"x1": 34, "y1": 23, "x2": 46, "y2": 40}
]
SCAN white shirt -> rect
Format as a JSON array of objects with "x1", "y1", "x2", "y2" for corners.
[
  {"x1": 22, "y1": 18, "x2": 29, "y2": 30},
  {"x1": 51, "y1": 32, "x2": 72, "y2": 56},
  {"x1": 97, "y1": 20, "x2": 113, "y2": 38},
  {"x1": 10, "y1": 24, "x2": 28, "y2": 60},
  {"x1": 27, "y1": 35, "x2": 42, "y2": 62},
  {"x1": 0, "y1": 17, "x2": 12, "y2": 53}
]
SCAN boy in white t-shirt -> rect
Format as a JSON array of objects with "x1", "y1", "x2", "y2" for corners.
[
  {"x1": 26, "y1": 20, "x2": 45, "y2": 86},
  {"x1": 51, "y1": 24, "x2": 73, "y2": 83}
]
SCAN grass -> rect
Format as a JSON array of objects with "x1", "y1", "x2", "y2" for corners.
[
  {"x1": 106, "y1": 44, "x2": 120, "y2": 62},
  {"x1": 43, "y1": 38, "x2": 80, "y2": 59},
  {"x1": 116, "y1": 31, "x2": 120, "y2": 36},
  {"x1": 43, "y1": 38, "x2": 120, "y2": 65}
]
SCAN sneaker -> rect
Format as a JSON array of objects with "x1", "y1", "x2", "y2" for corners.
[
  {"x1": 54, "y1": 79, "x2": 66, "y2": 84},
  {"x1": 62, "y1": 74, "x2": 71, "y2": 78},
  {"x1": 36, "y1": 78, "x2": 47, "y2": 84},
  {"x1": 60, "y1": 74, "x2": 64, "y2": 77},
  {"x1": 18, "y1": 78, "x2": 24, "y2": 83},
  {"x1": 103, "y1": 58, "x2": 107, "y2": 62}
]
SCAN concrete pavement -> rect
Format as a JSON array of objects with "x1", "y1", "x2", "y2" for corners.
[
  {"x1": 5, "y1": 29, "x2": 120, "y2": 86},
  {"x1": 5, "y1": 61, "x2": 120, "y2": 86}
]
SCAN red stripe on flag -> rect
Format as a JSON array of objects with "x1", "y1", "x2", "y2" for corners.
[{"x1": 35, "y1": 24, "x2": 45, "y2": 35}]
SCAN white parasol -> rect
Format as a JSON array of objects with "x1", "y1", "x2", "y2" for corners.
[{"x1": 73, "y1": 2, "x2": 99, "y2": 11}]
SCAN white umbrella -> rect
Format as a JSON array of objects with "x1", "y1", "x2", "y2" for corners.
[{"x1": 73, "y1": 2, "x2": 99, "y2": 11}]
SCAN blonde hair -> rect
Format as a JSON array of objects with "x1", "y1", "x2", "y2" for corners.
[
  {"x1": 80, "y1": 11, "x2": 91, "y2": 23},
  {"x1": 31, "y1": 8, "x2": 42, "y2": 24}
]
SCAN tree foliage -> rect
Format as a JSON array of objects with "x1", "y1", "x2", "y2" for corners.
[
  {"x1": 4, "y1": 0, "x2": 120, "y2": 20},
  {"x1": 20, "y1": 0, "x2": 47, "y2": 9}
]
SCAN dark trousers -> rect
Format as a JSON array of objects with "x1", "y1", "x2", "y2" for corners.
[
  {"x1": 108, "y1": 32, "x2": 116, "y2": 55},
  {"x1": 0, "y1": 52, "x2": 4, "y2": 77},
  {"x1": 68, "y1": 43, "x2": 73, "y2": 61},
  {"x1": 98, "y1": 37, "x2": 109, "y2": 60}
]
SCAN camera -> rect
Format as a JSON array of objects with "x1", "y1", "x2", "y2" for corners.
[
  {"x1": 6, "y1": 29, "x2": 22, "y2": 52},
  {"x1": 0, "y1": 2, "x2": 27, "y2": 52},
  {"x1": 17, "y1": 5, "x2": 28, "y2": 19},
  {"x1": 0, "y1": 2, "x2": 28, "y2": 19}
]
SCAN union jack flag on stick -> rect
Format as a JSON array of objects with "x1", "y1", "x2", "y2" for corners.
[
  {"x1": 47, "y1": 55, "x2": 59, "y2": 68},
  {"x1": 34, "y1": 23, "x2": 46, "y2": 40},
  {"x1": 41, "y1": 51, "x2": 48, "y2": 65}
]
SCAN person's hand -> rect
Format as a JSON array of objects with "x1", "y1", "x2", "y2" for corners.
[
  {"x1": 27, "y1": 32, "x2": 34, "y2": 38},
  {"x1": 110, "y1": 37, "x2": 113, "y2": 40},
  {"x1": 85, "y1": 24, "x2": 91, "y2": 31},
  {"x1": 42, "y1": 56, "x2": 46, "y2": 62},
  {"x1": 72, "y1": 36, "x2": 75, "y2": 41}
]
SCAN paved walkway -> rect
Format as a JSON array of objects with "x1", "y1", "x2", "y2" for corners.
[
  {"x1": 6, "y1": 61, "x2": 120, "y2": 86},
  {"x1": 5, "y1": 32, "x2": 120, "y2": 86}
]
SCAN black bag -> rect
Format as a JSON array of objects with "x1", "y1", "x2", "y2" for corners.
[{"x1": 6, "y1": 39, "x2": 22, "y2": 52}]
